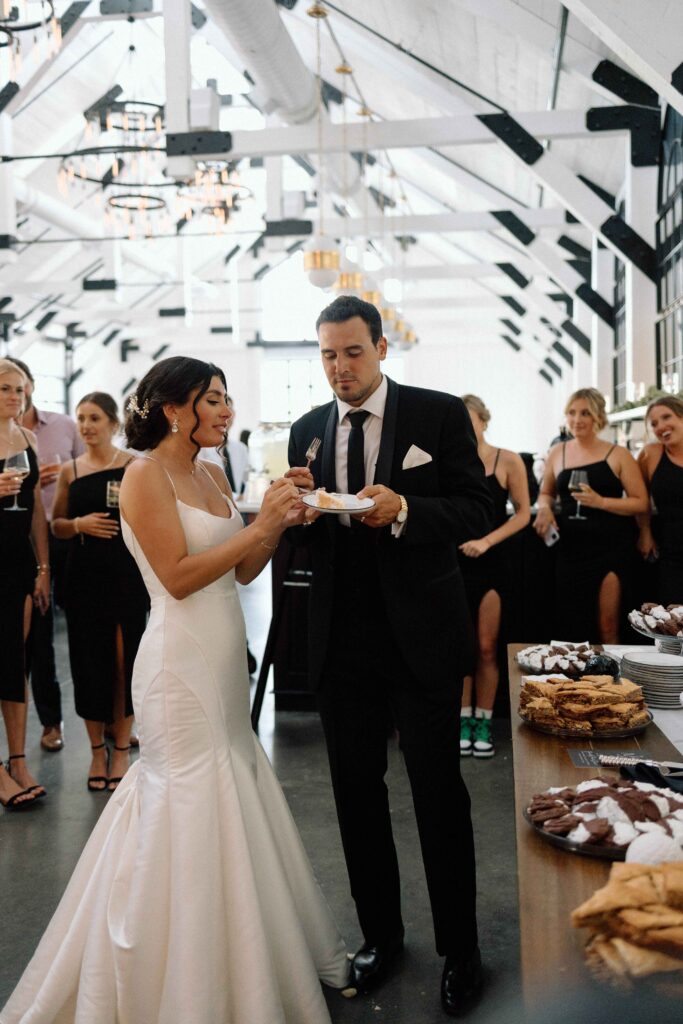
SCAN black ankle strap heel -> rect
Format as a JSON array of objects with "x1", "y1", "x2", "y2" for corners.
[
  {"x1": 108, "y1": 746, "x2": 132, "y2": 791},
  {"x1": 88, "y1": 743, "x2": 109, "y2": 793},
  {"x1": 6, "y1": 753, "x2": 46, "y2": 800}
]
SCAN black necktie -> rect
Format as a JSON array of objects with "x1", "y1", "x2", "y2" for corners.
[
  {"x1": 347, "y1": 410, "x2": 370, "y2": 496},
  {"x1": 224, "y1": 448, "x2": 236, "y2": 492}
]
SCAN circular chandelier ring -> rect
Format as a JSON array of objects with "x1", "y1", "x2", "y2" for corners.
[
  {"x1": 104, "y1": 101, "x2": 165, "y2": 133},
  {"x1": 0, "y1": 0, "x2": 56, "y2": 32},
  {"x1": 108, "y1": 193, "x2": 167, "y2": 212},
  {"x1": 0, "y1": 26, "x2": 14, "y2": 47}
]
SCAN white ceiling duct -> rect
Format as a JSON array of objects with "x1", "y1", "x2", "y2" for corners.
[{"x1": 201, "y1": 0, "x2": 361, "y2": 197}]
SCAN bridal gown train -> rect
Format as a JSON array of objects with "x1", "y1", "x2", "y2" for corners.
[{"x1": 1, "y1": 491, "x2": 348, "y2": 1024}]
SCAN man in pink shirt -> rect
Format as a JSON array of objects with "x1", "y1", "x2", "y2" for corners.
[{"x1": 9, "y1": 358, "x2": 83, "y2": 752}]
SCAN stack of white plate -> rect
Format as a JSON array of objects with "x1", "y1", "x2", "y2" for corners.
[{"x1": 621, "y1": 650, "x2": 683, "y2": 709}]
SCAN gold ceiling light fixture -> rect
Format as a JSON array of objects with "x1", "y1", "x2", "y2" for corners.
[{"x1": 304, "y1": 0, "x2": 339, "y2": 289}]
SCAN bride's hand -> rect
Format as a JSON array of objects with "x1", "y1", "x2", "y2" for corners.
[{"x1": 255, "y1": 478, "x2": 301, "y2": 536}]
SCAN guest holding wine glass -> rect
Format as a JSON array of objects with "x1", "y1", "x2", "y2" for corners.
[
  {"x1": 637, "y1": 396, "x2": 683, "y2": 605},
  {"x1": 0, "y1": 359, "x2": 49, "y2": 810},
  {"x1": 51, "y1": 392, "x2": 148, "y2": 792},
  {"x1": 458, "y1": 396, "x2": 531, "y2": 758},
  {"x1": 535, "y1": 388, "x2": 648, "y2": 642}
]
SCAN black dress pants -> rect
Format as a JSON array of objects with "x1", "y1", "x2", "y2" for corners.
[
  {"x1": 317, "y1": 527, "x2": 478, "y2": 958},
  {"x1": 27, "y1": 535, "x2": 66, "y2": 727}
]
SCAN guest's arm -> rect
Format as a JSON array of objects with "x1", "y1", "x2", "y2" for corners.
[
  {"x1": 533, "y1": 446, "x2": 560, "y2": 537},
  {"x1": 636, "y1": 446, "x2": 658, "y2": 559},
  {"x1": 575, "y1": 447, "x2": 649, "y2": 515},
  {"x1": 459, "y1": 451, "x2": 531, "y2": 558},
  {"x1": 29, "y1": 439, "x2": 50, "y2": 613}
]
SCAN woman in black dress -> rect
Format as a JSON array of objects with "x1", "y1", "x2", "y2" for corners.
[
  {"x1": 458, "y1": 395, "x2": 531, "y2": 758},
  {"x1": 52, "y1": 393, "x2": 148, "y2": 792},
  {"x1": 535, "y1": 388, "x2": 648, "y2": 642},
  {"x1": 0, "y1": 359, "x2": 49, "y2": 810},
  {"x1": 637, "y1": 396, "x2": 683, "y2": 606}
]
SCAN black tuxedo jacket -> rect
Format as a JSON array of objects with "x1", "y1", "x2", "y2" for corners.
[{"x1": 288, "y1": 378, "x2": 493, "y2": 690}]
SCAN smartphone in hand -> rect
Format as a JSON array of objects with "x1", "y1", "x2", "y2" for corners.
[{"x1": 543, "y1": 524, "x2": 560, "y2": 547}]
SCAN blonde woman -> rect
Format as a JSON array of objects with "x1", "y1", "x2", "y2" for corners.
[
  {"x1": 0, "y1": 359, "x2": 49, "y2": 810},
  {"x1": 458, "y1": 396, "x2": 531, "y2": 758},
  {"x1": 535, "y1": 388, "x2": 648, "y2": 642},
  {"x1": 637, "y1": 395, "x2": 683, "y2": 605}
]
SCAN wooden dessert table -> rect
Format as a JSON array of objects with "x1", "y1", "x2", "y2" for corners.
[{"x1": 508, "y1": 642, "x2": 682, "y2": 1008}]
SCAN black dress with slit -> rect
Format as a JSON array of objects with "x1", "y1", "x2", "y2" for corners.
[
  {"x1": 0, "y1": 441, "x2": 38, "y2": 702},
  {"x1": 460, "y1": 450, "x2": 511, "y2": 619},
  {"x1": 63, "y1": 460, "x2": 148, "y2": 722},
  {"x1": 650, "y1": 450, "x2": 683, "y2": 606},
  {"x1": 555, "y1": 443, "x2": 637, "y2": 640}
]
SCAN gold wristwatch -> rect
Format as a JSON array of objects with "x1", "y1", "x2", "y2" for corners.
[{"x1": 396, "y1": 494, "x2": 408, "y2": 524}]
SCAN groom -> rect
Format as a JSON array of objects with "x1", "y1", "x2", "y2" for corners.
[{"x1": 287, "y1": 296, "x2": 493, "y2": 1016}]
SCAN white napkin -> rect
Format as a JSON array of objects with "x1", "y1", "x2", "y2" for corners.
[{"x1": 402, "y1": 444, "x2": 432, "y2": 470}]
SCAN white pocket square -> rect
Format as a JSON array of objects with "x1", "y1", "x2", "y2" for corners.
[{"x1": 402, "y1": 444, "x2": 432, "y2": 470}]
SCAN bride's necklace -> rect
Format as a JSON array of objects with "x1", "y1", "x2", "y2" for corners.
[{"x1": 82, "y1": 449, "x2": 119, "y2": 472}]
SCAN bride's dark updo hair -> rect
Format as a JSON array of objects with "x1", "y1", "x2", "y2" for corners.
[{"x1": 124, "y1": 356, "x2": 227, "y2": 455}]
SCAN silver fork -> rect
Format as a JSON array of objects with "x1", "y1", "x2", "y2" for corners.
[
  {"x1": 598, "y1": 753, "x2": 683, "y2": 777},
  {"x1": 304, "y1": 437, "x2": 321, "y2": 470}
]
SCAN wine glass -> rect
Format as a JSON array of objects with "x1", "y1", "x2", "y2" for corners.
[
  {"x1": 568, "y1": 469, "x2": 589, "y2": 521},
  {"x1": 3, "y1": 450, "x2": 31, "y2": 512}
]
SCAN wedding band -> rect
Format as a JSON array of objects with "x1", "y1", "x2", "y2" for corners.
[{"x1": 360, "y1": 515, "x2": 366, "y2": 523}]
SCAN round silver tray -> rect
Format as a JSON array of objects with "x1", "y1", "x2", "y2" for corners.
[
  {"x1": 518, "y1": 710, "x2": 652, "y2": 740},
  {"x1": 523, "y1": 808, "x2": 626, "y2": 861}
]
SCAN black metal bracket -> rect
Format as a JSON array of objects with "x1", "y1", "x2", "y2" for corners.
[
  {"x1": 264, "y1": 218, "x2": 313, "y2": 237},
  {"x1": 120, "y1": 338, "x2": 139, "y2": 362},
  {"x1": 496, "y1": 262, "x2": 530, "y2": 289},
  {"x1": 83, "y1": 278, "x2": 117, "y2": 291},
  {"x1": 586, "y1": 105, "x2": 661, "y2": 167},
  {"x1": 166, "y1": 130, "x2": 232, "y2": 157},
  {"x1": 561, "y1": 317, "x2": 592, "y2": 354},
  {"x1": 500, "y1": 318, "x2": 521, "y2": 336},
  {"x1": 539, "y1": 368, "x2": 553, "y2": 386},
  {"x1": 501, "y1": 334, "x2": 521, "y2": 352},
  {"x1": 491, "y1": 210, "x2": 536, "y2": 246},
  {"x1": 0, "y1": 82, "x2": 19, "y2": 114},
  {"x1": 99, "y1": 0, "x2": 153, "y2": 14},
  {"x1": 0, "y1": 235, "x2": 17, "y2": 249},
  {"x1": 599, "y1": 215, "x2": 657, "y2": 282},
  {"x1": 552, "y1": 340, "x2": 573, "y2": 366},
  {"x1": 544, "y1": 356, "x2": 562, "y2": 377},
  {"x1": 501, "y1": 295, "x2": 526, "y2": 317},
  {"x1": 672, "y1": 63, "x2": 683, "y2": 94},
  {"x1": 591, "y1": 59, "x2": 659, "y2": 107},
  {"x1": 477, "y1": 113, "x2": 544, "y2": 165}
]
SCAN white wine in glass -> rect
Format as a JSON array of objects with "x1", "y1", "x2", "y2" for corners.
[
  {"x1": 3, "y1": 450, "x2": 31, "y2": 512},
  {"x1": 568, "y1": 469, "x2": 589, "y2": 521}
]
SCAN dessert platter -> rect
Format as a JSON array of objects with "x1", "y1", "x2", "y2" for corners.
[
  {"x1": 620, "y1": 650, "x2": 683, "y2": 710},
  {"x1": 302, "y1": 490, "x2": 375, "y2": 515},
  {"x1": 515, "y1": 642, "x2": 600, "y2": 678},
  {"x1": 525, "y1": 778, "x2": 683, "y2": 862},
  {"x1": 572, "y1": 861, "x2": 683, "y2": 995},
  {"x1": 518, "y1": 674, "x2": 651, "y2": 738},
  {"x1": 628, "y1": 603, "x2": 683, "y2": 655}
]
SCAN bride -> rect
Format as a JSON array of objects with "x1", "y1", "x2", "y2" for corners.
[{"x1": 1, "y1": 356, "x2": 348, "y2": 1024}]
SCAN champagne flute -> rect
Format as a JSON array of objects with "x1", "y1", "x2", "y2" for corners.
[
  {"x1": 3, "y1": 450, "x2": 31, "y2": 511},
  {"x1": 568, "y1": 469, "x2": 589, "y2": 521}
]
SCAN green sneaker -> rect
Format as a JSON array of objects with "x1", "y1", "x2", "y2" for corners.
[
  {"x1": 460, "y1": 716, "x2": 474, "y2": 757},
  {"x1": 472, "y1": 717, "x2": 495, "y2": 759}
]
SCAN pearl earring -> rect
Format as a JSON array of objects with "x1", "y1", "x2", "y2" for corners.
[{"x1": 171, "y1": 418, "x2": 179, "y2": 434}]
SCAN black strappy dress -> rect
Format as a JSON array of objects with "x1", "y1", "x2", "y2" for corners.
[
  {"x1": 0, "y1": 440, "x2": 39, "y2": 702},
  {"x1": 555, "y1": 443, "x2": 637, "y2": 640},
  {"x1": 460, "y1": 450, "x2": 511, "y2": 619},
  {"x1": 650, "y1": 449, "x2": 683, "y2": 606},
  {"x1": 63, "y1": 459, "x2": 149, "y2": 722}
]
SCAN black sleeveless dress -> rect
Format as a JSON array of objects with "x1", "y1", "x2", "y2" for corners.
[
  {"x1": 64, "y1": 460, "x2": 149, "y2": 722},
  {"x1": 460, "y1": 450, "x2": 511, "y2": 617},
  {"x1": 556, "y1": 444, "x2": 637, "y2": 640},
  {"x1": 650, "y1": 450, "x2": 683, "y2": 606},
  {"x1": 0, "y1": 442, "x2": 39, "y2": 702}
]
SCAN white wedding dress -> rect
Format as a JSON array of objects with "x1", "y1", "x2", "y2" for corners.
[{"x1": 1, "y1": 477, "x2": 348, "y2": 1024}]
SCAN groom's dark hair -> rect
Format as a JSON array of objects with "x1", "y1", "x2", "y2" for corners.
[{"x1": 315, "y1": 295, "x2": 383, "y2": 346}]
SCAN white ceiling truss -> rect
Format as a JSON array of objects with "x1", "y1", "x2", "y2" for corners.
[{"x1": 0, "y1": 0, "x2": 677, "y2": 395}]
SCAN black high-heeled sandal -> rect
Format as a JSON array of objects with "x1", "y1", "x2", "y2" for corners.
[
  {"x1": 0, "y1": 763, "x2": 38, "y2": 812},
  {"x1": 7, "y1": 754, "x2": 46, "y2": 799},
  {"x1": 87, "y1": 743, "x2": 109, "y2": 792},
  {"x1": 107, "y1": 745, "x2": 131, "y2": 791}
]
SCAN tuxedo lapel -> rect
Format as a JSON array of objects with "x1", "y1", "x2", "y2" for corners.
[
  {"x1": 321, "y1": 402, "x2": 338, "y2": 492},
  {"x1": 373, "y1": 377, "x2": 399, "y2": 486}
]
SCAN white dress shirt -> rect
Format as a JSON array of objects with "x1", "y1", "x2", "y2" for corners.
[{"x1": 333, "y1": 376, "x2": 404, "y2": 535}]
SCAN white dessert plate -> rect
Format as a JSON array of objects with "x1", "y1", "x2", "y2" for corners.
[{"x1": 302, "y1": 492, "x2": 376, "y2": 515}]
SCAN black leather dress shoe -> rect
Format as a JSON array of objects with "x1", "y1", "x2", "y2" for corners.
[
  {"x1": 441, "y1": 947, "x2": 483, "y2": 1017},
  {"x1": 342, "y1": 930, "x2": 405, "y2": 997}
]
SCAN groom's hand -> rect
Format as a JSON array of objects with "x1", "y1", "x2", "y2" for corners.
[
  {"x1": 285, "y1": 467, "x2": 315, "y2": 491},
  {"x1": 355, "y1": 485, "x2": 402, "y2": 528}
]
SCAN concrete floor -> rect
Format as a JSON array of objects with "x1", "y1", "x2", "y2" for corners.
[{"x1": 0, "y1": 570, "x2": 521, "y2": 1023}]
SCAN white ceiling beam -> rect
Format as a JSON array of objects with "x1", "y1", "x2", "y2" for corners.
[
  {"x1": 271, "y1": 207, "x2": 583, "y2": 237},
  {"x1": 163, "y1": 0, "x2": 195, "y2": 180},
  {"x1": 563, "y1": 0, "x2": 683, "y2": 117},
  {"x1": 387, "y1": 261, "x2": 538, "y2": 281},
  {"x1": 3, "y1": 13, "x2": 89, "y2": 118},
  {"x1": 211, "y1": 109, "x2": 626, "y2": 163}
]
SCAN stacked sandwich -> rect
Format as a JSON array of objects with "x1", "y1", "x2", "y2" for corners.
[
  {"x1": 572, "y1": 861, "x2": 683, "y2": 993},
  {"x1": 519, "y1": 675, "x2": 648, "y2": 733}
]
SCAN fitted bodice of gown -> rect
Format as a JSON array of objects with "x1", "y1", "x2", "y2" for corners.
[{"x1": 1, "y1": 500, "x2": 347, "y2": 1024}]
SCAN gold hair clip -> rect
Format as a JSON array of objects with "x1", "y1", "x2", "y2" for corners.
[{"x1": 127, "y1": 394, "x2": 150, "y2": 419}]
